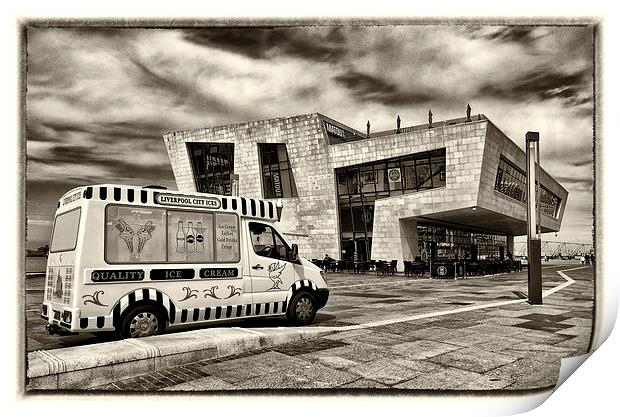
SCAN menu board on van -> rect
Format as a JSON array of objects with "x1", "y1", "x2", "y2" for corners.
[{"x1": 215, "y1": 213, "x2": 240, "y2": 262}]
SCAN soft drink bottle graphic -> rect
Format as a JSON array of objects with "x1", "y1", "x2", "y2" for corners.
[
  {"x1": 196, "y1": 221, "x2": 205, "y2": 253},
  {"x1": 176, "y1": 221, "x2": 186, "y2": 253},
  {"x1": 186, "y1": 221, "x2": 196, "y2": 253}
]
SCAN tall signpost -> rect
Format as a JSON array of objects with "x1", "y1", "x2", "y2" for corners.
[{"x1": 526, "y1": 132, "x2": 543, "y2": 304}]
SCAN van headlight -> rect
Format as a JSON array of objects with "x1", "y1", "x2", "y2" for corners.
[{"x1": 320, "y1": 270, "x2": 327, "y2": 283}]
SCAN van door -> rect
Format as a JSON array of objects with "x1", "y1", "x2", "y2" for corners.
[{"x1": 246, "y1": 221, "x2": 296, "y2": 310}]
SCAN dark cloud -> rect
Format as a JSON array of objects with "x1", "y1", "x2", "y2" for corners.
[
  {"x1": 127, "y1": 56, "x2": 232, "y2": 115},
  {"x1": 28, "y1": 142, "x2": 172, "y2": 175},
  {"x1": 26, "y1": 178, "x2": 86, "y2": 218},
  {"x1": 480, "y1": 67, "x2": 592, "y2": 106},
  {"x1": 554, "y1": 175, "x2": 593, "y2": 188},
  {"x1": 333, "y1": 70, "x2": 433, "y2": 106},
  {"x1": 472, "y1": 26, "x2": 543, "y2": 45},
  {"x1": 27, "y1": 118, "x2": 170, "y2": 144},
  {"x1": 182, "y1": 27, "x2": 347, "y2": 62},
  {"x1": 571, "y1": 158, "x2": 594, "y2": 168}
]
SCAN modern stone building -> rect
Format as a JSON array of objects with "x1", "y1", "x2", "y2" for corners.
[{"x1": 163, "y1": 113, "x2": 567, "y2": 269}]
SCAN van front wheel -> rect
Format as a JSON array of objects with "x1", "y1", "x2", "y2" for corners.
[
  {"x1": 120, "y1": 304, "x2": 165, "y2": 339},
  {"x1": 286, "y1": 291, "x2": 317, "y2": 325}
]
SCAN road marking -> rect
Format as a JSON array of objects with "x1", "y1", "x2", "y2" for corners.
[{"x1": 316, "y1": 265, "x2": 582, "y2": 332}]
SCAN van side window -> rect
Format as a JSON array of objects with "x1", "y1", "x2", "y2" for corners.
[
  {"x1": 105, "y1": 206, "x2": 166, "y2": 263},
  {"x1": 105, "y1": 205, "x2": 240, "y2": 264},
  {"x1": 249, "y1": 222, "x2": 289, "y2": 261}
]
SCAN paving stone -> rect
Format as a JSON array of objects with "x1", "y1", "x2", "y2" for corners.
[
  {"x1": 389, "y1": 340, "x2": 462, "y2": 360},
  {"x1": 429, "y1": 347, "x2": 518, "y2": 373},
  {"x1": 446, "y1": 333, "x2": 511, "y2": 348},
  {"x1": 322, "y1": 329, "x2": 376, "y2": 341},
  {"x1": 555, "y1": 326, "x2": 590, "y2": 337},
  {"x1": 465, "y1": 323, "x2": 529, "y2": 337},
  {"x1": 407, "y1": 327, "x2": 477, "y2": 342},
  {"x1": 423, "y1": 319, "x2": 483, "y2": 329},
  {"x1": 480, "y1": 316, "x2": 531, "y2": 326},
  {"x1": 510, "y1": 329, "x2": 573, "y2": 345},
  {"x1": 272, "y1": 338, "x2": 349, "y2": 356},
  {"x1": 485, "y1": 358, "x2": 559, "y2": 390},
  {"x1": 342, "y1": 331, "x2": 410, "y2": 347},
  {"x1": 161, "y1": 376, "x2": 237, "y2": 391},
  {"x1": 377, "y1": 321, "x2": 434, "y2": 335},
  {"x1": 558, "y1": 317, "x2": 593, "y2": 327},
  {"x1": 234, "y1": 362, "x2": 358, "y2": 389},
  {"x1": 299, "y1": 343, "x2": 388, "y2": 363},
  {"x1": 199, "y1": 351, "x2": 308, "y2": 383},
  {"x1": 310, "y1": 355, "x2": 360, "y2": 369},
  {"x1": 394, "y1": 366, "x2": 511, "y2": 390},
  {"x1": 347, "y1": 357, "x2": 443, "y2": 385},
  {"x1": 340, "y1": 378, "x2": 390, "y2": 389}
]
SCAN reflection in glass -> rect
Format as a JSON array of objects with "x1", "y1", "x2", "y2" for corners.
[{"x1": 335, "y1": 148, "x2": 447, "y2": 260}]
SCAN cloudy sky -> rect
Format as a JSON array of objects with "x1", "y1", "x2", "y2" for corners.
[{"x1": 25, "y1": 24, "x2": 594, "y2": 250}]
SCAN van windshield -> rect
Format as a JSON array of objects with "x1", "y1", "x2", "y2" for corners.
[{"x1": 50, "y1": 208, "x2": 81, "y2": 252}]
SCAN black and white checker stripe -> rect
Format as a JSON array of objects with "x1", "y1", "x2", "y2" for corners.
[
  {"x1": 76, "y1": 184, "x2": 277, "y2": 221},
  {"x1": 287, "y1": 279, "x2": 318, "y2": 301},
  {"x1": 79, "y1": 298, "x2": 290, "y2": 331}
]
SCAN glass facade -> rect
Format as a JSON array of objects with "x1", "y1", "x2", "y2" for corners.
[
  {"x1": 495, "y1": 156, "x2": 561, "y2": 218},
  {"x1": 259, "y1": 143, "x2": 298, "y2": 198},
  {"x1": 187, "y1": 142, "x2": 234, "y2": 195},
  {"x1": 417, "y1": 223, "x2": 508, "y2": 261},
  {"x1": 336, "y1": 148, "x2": 446, "y2": 261}
]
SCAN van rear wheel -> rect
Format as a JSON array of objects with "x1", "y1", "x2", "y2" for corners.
[
  {"x1": 120, "y1": 304, "x2": 165, "y2": 338},
  {"x1": 286, "y1": 291, "x2": 317, "y2": 325}
]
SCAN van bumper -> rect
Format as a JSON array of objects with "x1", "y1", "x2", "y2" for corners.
[{"x1": 315, "y1": 288, "x2": 329, "y2": 309}]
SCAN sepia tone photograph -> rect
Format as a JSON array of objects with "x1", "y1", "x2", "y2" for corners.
[{"x1": 19, "y1": 15, "x2": 604, "y2": 411}]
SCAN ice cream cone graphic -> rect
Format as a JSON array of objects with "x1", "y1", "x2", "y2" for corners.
[
  {"x1": 114, "y1": 218, "x2": 134, "y2": 253},
  {"x1": 137, "y1": 220, "x2": 156, "y2": 253}
]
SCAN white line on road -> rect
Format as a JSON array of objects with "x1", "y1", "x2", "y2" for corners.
[{"x1": 316, "y1": 265, "x2": 582, "y2": 332}]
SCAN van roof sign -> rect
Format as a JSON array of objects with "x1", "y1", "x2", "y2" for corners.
[
  {"x1": 155, "y1": 193, "x2": 221, "y2": 209},
  {"x1": 59, "y1": 184, "x2": 279, "y2": 222}
]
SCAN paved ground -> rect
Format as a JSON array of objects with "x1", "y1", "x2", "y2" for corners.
[{"x1": 34, "y1": 262, "x2": 592, "y2": 392}]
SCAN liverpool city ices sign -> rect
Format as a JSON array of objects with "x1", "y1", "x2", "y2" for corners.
[{"x1": 155, "y1": 193, "x2": 221, "y2": 209}]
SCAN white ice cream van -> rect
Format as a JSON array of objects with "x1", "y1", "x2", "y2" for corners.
[{"x1": 42, "y1": 184, "x2": 329, "y2": 338}]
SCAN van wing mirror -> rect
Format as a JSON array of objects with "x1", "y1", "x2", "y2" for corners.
[{"x1": 289, "y1": 244, "x2": 299, "y2": 262}]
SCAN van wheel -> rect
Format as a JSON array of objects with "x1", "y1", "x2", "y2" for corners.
[
  {"x1": 120, "y1": 304, "x2": 165, "y2": 339},
  {"x1": 286, "y1": 291, "x2": 317, "y2": 325}
]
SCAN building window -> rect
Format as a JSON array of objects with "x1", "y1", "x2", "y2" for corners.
[
  {"x1": 259, "y1": 144, "x2": 298, "y2": 198},
  {"x1": 187, "y1": 142, "x2": 234, "y2": 196},
  {"x1": 335, "y1": 148, "x2": 446, "y2": 261},
  {"x1": 417, "y1": 223, "x2": 508, "y2": 261},
  {"x1": 494, "y1": 156, "x2": 561, "y2": 217}
]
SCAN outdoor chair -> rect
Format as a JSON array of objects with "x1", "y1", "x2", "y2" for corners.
[
  {"x1": 388, "y1": 260, "x2": 398, "y2": 275},
  {"x1": 403, "y1": 261, "x2": 413, "y2": 277},
  {"x1": 375, "y1": 260, "x2": 389, "y2": 276},
  {"x1": 416, "y1": 261, "x2": 428, "y2": 277}
]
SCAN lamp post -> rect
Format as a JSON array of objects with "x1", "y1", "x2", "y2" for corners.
[{"x1": 526, "y1": 131, "x2": 543, "y2": 304}]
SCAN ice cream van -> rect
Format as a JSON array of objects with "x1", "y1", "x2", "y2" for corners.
[{"x1": 42, "y1": 184, "x2": 329, "y2": 338}]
